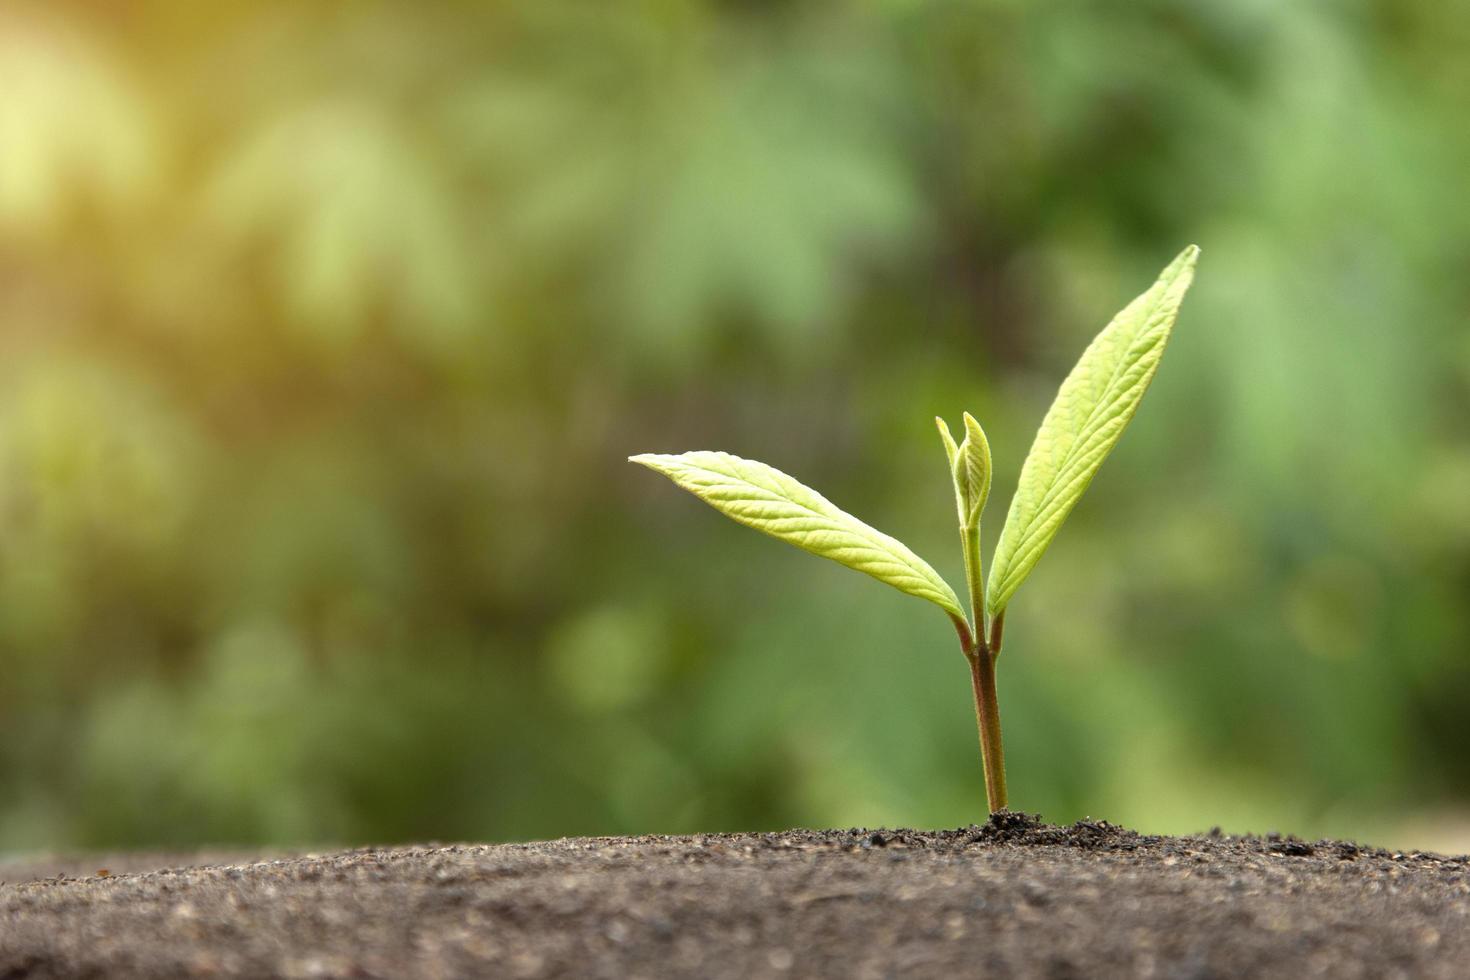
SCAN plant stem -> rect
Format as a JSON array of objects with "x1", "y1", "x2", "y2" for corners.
[
  {"x1": 957, "y1": 516, "x2": 1005, "y2": 813},
  {"x1": 967, "y1": 646, "x2": 1008, "y2": 812},
  {"x1": 962, "y1": 522, "x2": 985, "y2": 640},
  {"x1": 948, "y1": 613, "x2": 974, "y2": 654}
]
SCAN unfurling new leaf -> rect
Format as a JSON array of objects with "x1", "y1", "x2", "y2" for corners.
[
  {"x1": 957, "y1": 413, "x2": 991, "y2": 528},
  {"x1": 986, "y1": 245, "x2": 1199, "y2": 618},
  {"x1": 630, "y1": 451, "x2": 965, "y2": 621},
  {"x1": 936, "y1": 414, "x2": 992, "y2": 528}
]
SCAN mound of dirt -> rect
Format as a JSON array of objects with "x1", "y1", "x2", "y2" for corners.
[{"x1": 3, "y1": 812, "x2": 1466, "y2": 978}]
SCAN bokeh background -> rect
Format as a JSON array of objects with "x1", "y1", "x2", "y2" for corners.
[{"x1": 1, "y1": 0, "x2": 1467, "y2": 855}]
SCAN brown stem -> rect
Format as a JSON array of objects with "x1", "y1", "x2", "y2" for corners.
[
  {"x1": 949, "y1": 614, "x2": 974, "y2": 654},
  {"x1": 967, "y1": 647, "x2": 1008, "y2": 812},
  {"x1": 988, "y1": 608, "x2": 1006, "y2": 659}
]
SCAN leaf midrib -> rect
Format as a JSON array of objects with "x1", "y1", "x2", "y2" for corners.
[
  {"x1": 992, "y1": 292, "x2": 1175, "y2": 605},
  {"x1": 672, "y1": 457, "x2": 947, "y2": 592}
]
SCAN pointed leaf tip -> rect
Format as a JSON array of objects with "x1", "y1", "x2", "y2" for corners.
[
  {"x1": 936, "y1": 417, "x2": 960, "y2": 470},
  {"x1": 986, "y1": 246, "x2": 1200, "y2": 617}
]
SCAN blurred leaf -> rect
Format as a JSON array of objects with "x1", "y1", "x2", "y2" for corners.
[
  {"x1": 204, "y1": 99, "x2": 475, "y2": 350},
  {"x1": 0, "y1": 356, "x2": 202, "y2": 551},
  {"x1": 0, "y1": 15, "x2": 157, "y2": 232},
  {"x1": 632, "y1": 451, "x2": 964, "y2": 620},
  {"x1": 546, "y1": 604, "x2": 672, "y2": 712},
  {"x1": 207, "y1": 436, "x2": 407, "y2": 617},
  {"x1": 454, "y1": 18, "x2": 922, "y2": 357},
  {"x1": 988, "y1": 246, "x2": 1198, "y2": 617}
]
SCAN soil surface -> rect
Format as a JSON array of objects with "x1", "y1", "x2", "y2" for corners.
[{"x1": 2, "y1": 812, "x2": 1467, "y2": 979}]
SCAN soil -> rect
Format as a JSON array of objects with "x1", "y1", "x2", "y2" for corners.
[{"x1": 2, "y1": 812, "x2": 1467, "y2": 979}]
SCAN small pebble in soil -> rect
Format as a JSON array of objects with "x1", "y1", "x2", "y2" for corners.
[{"x1": 1020, "y1": 881, "x2": 1050, "y2": 906}]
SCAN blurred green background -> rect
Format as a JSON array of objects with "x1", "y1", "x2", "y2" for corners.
[{"x1": 1, "y1": 0, "x2": 1467, "y2": 854}]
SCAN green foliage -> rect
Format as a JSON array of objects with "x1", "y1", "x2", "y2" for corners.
[
  {"x1": 987, "y1": 246, "x2": 1199, "y2": 618},
  {"x1": 0, "y1": 0, "x2": 1466, "y2": 848},
  {"x1": 631, "y1": 452, "x2": 963, "y2": 621},
  {"x1": 635, "y1": 250, "x2": 1197, "y2": 812}
]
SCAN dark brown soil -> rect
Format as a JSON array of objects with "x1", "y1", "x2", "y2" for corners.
[{"x1": 3, "y1": 812, "x2": 1467, "y2": 979}]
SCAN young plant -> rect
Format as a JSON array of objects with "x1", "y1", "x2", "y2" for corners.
[{"x1": 631, "y1": 246, "x2": 1199, "y2": 814}]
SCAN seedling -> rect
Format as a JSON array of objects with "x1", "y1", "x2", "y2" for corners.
[{"x1": 632, "y1": 246, "x2": 1199, "y2": 814}]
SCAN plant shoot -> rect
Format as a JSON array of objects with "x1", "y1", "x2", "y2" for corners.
[{"x1": 632, "y1": 245, "x2": 1199, "y2": 813}]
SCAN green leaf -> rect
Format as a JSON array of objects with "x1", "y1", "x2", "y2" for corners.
[
  {"x1": 937, "y1": 414, "x2": 992, "y2": 528},
  {"x1": 956, "y1": 413, "x2": 992, "y2": 528},
  {"x1": 986, "y1": 245, "x2": 1200, "y2": 618},
  {"x1": 935, "y1": 416, "x2": 961, "y2": 471},
  {"x1": 631, "y1": 451, "x2": 965, "y2": 621}
]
